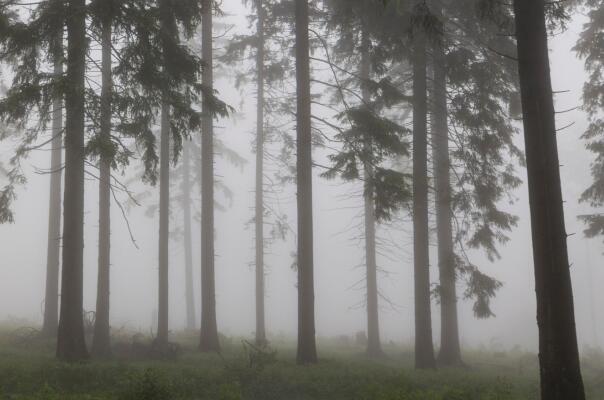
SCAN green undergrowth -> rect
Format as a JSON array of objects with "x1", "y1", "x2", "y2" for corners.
[{"x1": 0, "y1": 328, "x2": 602, "y2": 400}]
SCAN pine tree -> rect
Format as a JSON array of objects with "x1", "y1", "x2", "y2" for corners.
[
  {"x1": 513, "y1": 0, "x2": 585, "y2": 398},
  {"x1": 411, "y1": 1, "x2": 436, "y2": 369},
  {"x1": 254, "y1": 0, "x2": 268, "y2": 347},
  {"x1": 90, "y1": 0, "x2": 115, "y2": 358},
  {"x1": 295, "y1": 0, "x2": 318, "y2": 365},
  {"x1": 57, "y1": 0, "x2": 89, "y2": 361},
  {"x1": 42, "y1": 31, "x2": 63, "y2": 338},
  {"x1": 200, "y1": 0, "x2": 221, "y2": 353}
]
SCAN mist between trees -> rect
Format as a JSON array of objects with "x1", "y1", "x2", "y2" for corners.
[{"x1": 0, "y1": 1, "x2": 602, "y2": 400}]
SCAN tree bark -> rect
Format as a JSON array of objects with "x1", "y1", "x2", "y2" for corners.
[
  {"x1": 157, "y1": 103, "x2": 170, "y2": 347},
  {"x1": 182, "y1": 141, "x2": 196, "y2": 331},
  {"x1": 254, "y1": 0, "x2": 267, "y2": 347},
  {"x1": 92, "y1": 14, "x2": 113, "y2": 358},
  {"x1": 56, "y1": 0, "x2": 89, "y2": 362},
  {"x1": 431, "y1": 38, "x2": 461, "y2": 367},
  {"x1": 199, "y1": 0, "x2": 220, "y2": 353},
  {"x1": 360, "y1": 28, "x2": 382, "y2": 359},
  {"x1": 295, "y1": 0, "x2": 318, "y2": 365},
  {"x1": 513, "y1": 1, "x2": 585, "y2": 398},
  {"x1": 412, "y1": 14, "x2": 436, "y2": 369},
  {"x1": 43, "y1": 37, "x2": 63, "y2": 338}
]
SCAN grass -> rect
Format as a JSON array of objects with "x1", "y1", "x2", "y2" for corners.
[{"x1": 0, "y1": 327, "x2": 602, "y2": 399}]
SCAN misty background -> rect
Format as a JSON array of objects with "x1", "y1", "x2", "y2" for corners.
[{"x1": 0, "y1": 3, "x2": 600, "y2": 352}]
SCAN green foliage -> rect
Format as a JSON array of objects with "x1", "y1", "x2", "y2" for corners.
[
  {"x1": 576, "y1": 0, "x2": 604, "y2": 238},
  {"x1": 0, "y1": 333, "x2": 603, "y2": 400},
  {"x1": 0, "y1": 0, "x2": 232, "y2": 220},
  {"x1": 119, "y1": 369, "x2": 173, "y2": 400}
]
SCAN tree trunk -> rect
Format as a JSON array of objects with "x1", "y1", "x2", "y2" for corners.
[
  {"x1": 513, "y1": 1, "x2": 585, "y2": 398},
  {"x1": 412, "y1": 14, "x2": 436, "y2": 369},
  {"x1": 295, "y1": 0, "x2": 318, "y2": 365},
  {"x1": 199, "y1": 0, "x2": 220, "y2": 353},
  {"x1": 182, "y1": 141, "x2": 196, "y2": 331},
  {"x1": 254, "y1": 0, "x2": 267, "y2": 347},
  {"x1": 360, "y1": 28, "x2": 382, "y2": 359},
  {"x1": 157, "y1": 103, "x2": 170, "y2": 347},
  {"x1": 56, "y1": 0, "x2": 89, "y2": 362},
  {"x1": 92, "y1": 15, "x2": 113, "y2": 358},
  {"x1": 431, "y1": 38, "x2": 461, "y2": 367},
  {"x1": 43, "y1": 38, "x2": 63, "y2": 338}
]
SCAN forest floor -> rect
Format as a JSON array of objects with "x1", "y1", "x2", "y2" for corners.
[{"x1": 0, "y1": 326, "x2": 603, "y2": 400}]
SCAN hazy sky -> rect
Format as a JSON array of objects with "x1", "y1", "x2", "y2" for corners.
[{"x1": 0, "y1": 4, "x2": 601, "y2": 352}]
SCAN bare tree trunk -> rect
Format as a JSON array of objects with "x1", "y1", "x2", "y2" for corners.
[
  {"x1": 182, "y1": 141, "x2": 196, "y2": 331},
  {"x1": 43, "y1": 37, "x2": 63, "y2": 338},
  {"x1": 295, "y1": 0, "x2": 317, "y2": 365},
  {"x1": 157, "y1": 103, "x2": 170, "y2": 347},
  {"x1": 360, "y1": 28, "x2": 382, "y2": 359},
  {"x1": 513, "y1": 1, "x2": 585, "y2": 398},
  {"x1": 56, "y1": 0, "x2": 89, "y2": 362},
  {"x1": 92, "y1": 15, "x2": 112, "y2": 358},
  {"x1": 199, "y1": 0, "x2": 220, "y2": 353},
  {"x1": 431, "y1": 38, "x2": 461, "y2": 367},
  {"x1": 412, "y1": 13, "x2": 436, "y2": 369},
  {"x1": 254, "y1": 0, "x2": 267, "y2": 347}
]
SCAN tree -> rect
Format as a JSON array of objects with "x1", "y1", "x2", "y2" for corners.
[
  {"x1": 42, "y1": 33, "x2": 63, "y2": 338},
  {"x1": 319, "y1": 0, "x2": 413, "y2": 359},
  {"x1": 155, "y1": 0, "x2": 180, "y2": 351},
  {"x1": 57, "y1": 0, "x2": 89, "y2": 361},
  {"x1": 411, "y1": 1, "x2": 436, "y2": 369},
  {"x1": 182, "y1": 139, "x2": 196, "y2": 331},
  {"x1": 222, "y1": 0, "x2": 296, "y2": 346},
  {"x1": 295, "y1": 0, "x2": 318, "y2": 365},
  {"x1": 359, "y1": 27, "x2": 383, "y2": 358},
  {"x1": 430, "y1": 26, "x2": 460, "y2": 366},
  {"x1": 91, "y1": 0, "x2": 114, "y2": 358},
  {"x1": 512, "y1": 0, "x2": 585, "y2": 398},
  {"x1": 200, "y1": 0, "x2": 221, "y2": 353},
  {"x1": 254, "y1": 0, "x2": 267, "y2": 346}
]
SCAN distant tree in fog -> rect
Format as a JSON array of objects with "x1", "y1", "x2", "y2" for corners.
[{"x1": 199, "y1": 0, "x2": 221, "y2": 353}]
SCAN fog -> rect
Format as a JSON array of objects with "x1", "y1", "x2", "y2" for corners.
[{"x1": 0, "y1": 3, "x2": 601, "y2": 355}]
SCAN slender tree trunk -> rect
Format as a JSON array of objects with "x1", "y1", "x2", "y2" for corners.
[
  {"x1": 431, "y1": 38, "x2": 461, "y2": 367},
  {"x1": 295, "y1": 0, "x2": 317, "y2": 365},
  {"x1": 157, "y1": 104, "x2": 170, "y2": 347},
  {"x1": 92, "y1": 15, "x2": 113, "y2": 358},
  {"x1": 43, "y1": 38, "x2": 63, "y2": 338},
  {"x1": 360, "y1": 28, "x2": 382, "y2": 358},
  {"x1": 513, "y1": 1, "x2": 585, "y2": 398},
  {"x1": 585, "y1": 244, "x2": 599, "y2": 347},
  {"x1": 182, "y1": 141, "x2": 196, "y2": 331},
  {"x1": 412, "y1": 11, "x2": 436, "y2": 369},
  {"x1": 199, "y1": 0, "x2": 220, "y2": 353},
  {"x1": 56, "y1": 0, "x2": 88, "y2": 362},
  {"x1": 254, "y1": 0, "x2": 267, "y2": 347}
]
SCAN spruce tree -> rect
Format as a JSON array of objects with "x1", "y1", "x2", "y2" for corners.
[
  {"x1": 200, "y1": 0, "x2": 221, "y2": 353},
  {"x1": 513, "y1": 0, "x2": 585, "y2": 398},
  {"x1": 295, "y1": 0, "x2": 318, "y2": 365}
]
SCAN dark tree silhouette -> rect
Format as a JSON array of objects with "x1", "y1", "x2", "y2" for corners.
[
  {"x1": 43, "y1": 36, "x2": 63, "y2": 338},
  {"x1": 57, "y1": 0, "x2": 89, "y2": 362},
  {"x1": 295, "y1": 0, "x2": 318, "y2": 365},
  {"x1": 411, "y1": 1, "x2": 436, "y2": 369},
  {"x1": 513, "y1": 0, "x2": 585, "y2": 398},
  {"x1": 91, "y1": 1, "x2": 113, "y2": 358}
]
